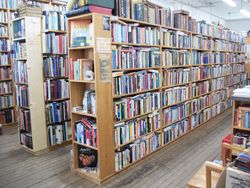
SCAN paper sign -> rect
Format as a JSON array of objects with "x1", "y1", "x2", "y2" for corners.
[
  {"x1": 99, "y1": 53, "x2": 111, "y2": 83},
  {"x1": 96, "y1": 37, "x2": 111, "y2": 53}
]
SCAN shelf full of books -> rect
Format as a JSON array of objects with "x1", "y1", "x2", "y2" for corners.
[
  {"x1": 0, "y1": 0, "x2": 19, "y2": 127},
  {"x1": 67, "y1": 0, "x2": 246, "y2": 184},
  {"x1": 12, "y1": 16, "x2": 48, "y2": 153},
  {"x1": 42, "y1": 9, "x2": 72, "y2": 148}
]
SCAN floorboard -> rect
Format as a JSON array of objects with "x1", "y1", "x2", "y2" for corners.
[{"x1": 0, "y1": 109, "x2": 232, "y2": 188}]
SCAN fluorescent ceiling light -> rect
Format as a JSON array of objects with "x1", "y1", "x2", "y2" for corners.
[
  {"x1": 240, "y1": 9, "x2": 250, "y2": 18},
  {"x1": 221, "y1": 0, "x2": 237, "y2": 7}
]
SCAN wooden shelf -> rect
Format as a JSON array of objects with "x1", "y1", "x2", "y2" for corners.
[
  {"x1": 46, "y1": 98, "x2": 70, "y2": 103},
  {"x1": 0, "y1": 64, "x2": 11, "y2": 67},
  {"x1": 0, "y1": 106, "x2": 15, "y2": 111},
  {"x1": 43, "y1": 30, "x2": 67, "y2": 34},
  {"x1": 14, "y1": 58, "x2": 27, "y2": 61},
  {"x1": 70, "y1": 80, "x2": 95, "y2": 84},
  {"x1": 69, "y1": 46, "x2": 93, "y2": 50},
  {"x1": 112, "y1": 42, "x2": 160, "y2": 47},
  {"x1": 162, "y1": 98, "x2": 191, "y2": 109},
  {"x1": 0, "y1": 36, "x2": 9, "y2": 39},
  {"x1": 233, "y1": 127, "x2": 250, "y2": 131},
  {"x1": 12, "y1": 37, "x2": 26, "y2": 41},
  {"x1": 162, "y1": 82, "x2": 191, "y2": 89},
  {"x1": 0, "y1": 79, "x2": 12, "y2": 82},
  {"x1": 0, "y1": 22, "x2": 8, "y2": 25},
  {"x1": 72, "y1": 111, "x2": 96, "y2": 118},
  {"x1": 113, "y1": 67, "x2": 160, "y2": 72},
  {"x1": 0, "y1": 92, "x2": 13, "y2": 96},
  {"x1": 73, "y1": 140, "x2": 98, "y2": 151},
  {"x1": 113, "y1": 87, "x2": 160, "y2": 99}
]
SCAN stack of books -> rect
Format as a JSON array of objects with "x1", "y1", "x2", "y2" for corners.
[{"x1": 18, "y1": 4, "x2": 42, "y2": 18}]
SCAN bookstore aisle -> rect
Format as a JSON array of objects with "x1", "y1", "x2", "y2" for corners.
[{"x1": 0, "y1": 109, "x2": 231, "y2": 188}]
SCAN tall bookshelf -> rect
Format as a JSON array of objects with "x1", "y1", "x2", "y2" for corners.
[
  {"x1": 69, "y1": 3, "x2": 246, "y2": 185},
  {"x1": 12, "y1": 16, "x2": 47, "y2": 154},
  {"x1": 0, "y1": 0, "x2": 19, "y2": 127}
]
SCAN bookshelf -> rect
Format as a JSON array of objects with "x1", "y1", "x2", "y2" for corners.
[
  {"x1": 245, "y1": 36, "x2": 250, "y2": 85},
  {"x1": 68, "y1": 3, "x2": 246, "y2": 185},
  {"x1": 0, "y1": 0, "x2": 18, "y2": 127},
  {"x1": 12, "y1": 16, "x2": 47, "y2": 154}
]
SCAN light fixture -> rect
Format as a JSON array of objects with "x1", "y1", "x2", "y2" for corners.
[
  {"x1": 240, "y1": 9, "x2": 250, "y2": 18},
  {"x1": 221, "y1": 0, "x2": 237, "y2": 7}
]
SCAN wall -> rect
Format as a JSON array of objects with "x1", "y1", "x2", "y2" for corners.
[{"x1": 149, "y1": 0, "x2": 226, "y2": 25}]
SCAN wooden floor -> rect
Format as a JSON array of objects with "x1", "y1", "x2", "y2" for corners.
[{"x1": 0, "y1": 109, "x2": 232, "y2": 188}]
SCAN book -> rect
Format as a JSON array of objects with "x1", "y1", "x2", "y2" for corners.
[
  {"x1": 192, "y1": 51, "x2": 211, "y2": 65},
  {"x1": 14, "y1": 61, "x2": 28, "y2": 84},
  {"x1": 0, "y1": 39, "x2": 10, "y2": 51},
  {"x1": 69, "y1": 59, "x2": 94, "y2": 81},
  {"x1": 46, "y1": 101, "x2": 70, "y2": 124},
  {"x1": 42, "y1": 11, "x2": 66, "y2": 31},
  {"x1": 173, "y1": 10, "x2": 189, "y2": 30},
  {"x1": 44, "y1": 56, "x2": 68, "y2": 78},
  {"x1": 191, "y1": 67, "x2": 211, "y2": 81},
  {"x1": 78, "y1": 145, "x2": 98, "y2": 170},
  {"x1": 0, "y1": 53, "x2": 10, "y2": 66},
  {"x1": 48, "y1": 122, "x2": 71, "y2": 146},
  {"x1": 0, "y1": 25, "x2": 7, "y2": 37},
  {"x1": 161, "y1": 29, "x2": 191, "y2": 48},
  {"x1": 163, "y1": 49, "x2": 191, "y2": 67},
  {"x1": 19, "y1": 109, "x2": 31, "y2": 133},
  {"x1": 42, "y1": 33, "x2": 68, "y2": 54},
  {"x1": 192, "y1": 94, "x2": 211, "y2": 114},
  {"x1": 20, "y1": 130, "x2": 33, "y2": 149},
  {"x1": 44, "y1": 79, "x2": 69, "y2": 101},
  {"x1": 13, "y1": 18, "x2": 25, "y2": 39},
  {"x1": 112, "y1": 70, "x2": 160, "y2": 96},
  {"x1": 82, "y1": 90, "x2": 96, "y2": 115},
  {"x1": 0, "y1": 109, "x2": 14, "y2": 124},
  {"x1": 15, "y1": 85, "x2": 29, "y2": 107},
  {"x1": 114, "y1": 92, "x2": 160, "y2": 122},
  {"x1": 65, "y1": 4, "x2": 112, "y2": 18},
  {"x1": 191, "y1": 81, "x2": 210, "y2": 98},
  {"x1": 70, "y1": 20, "x2": 93, "y2": 47},
  {"x1": 0, "y1": 67, "x2": 11, "y2": 79},
  {"x1": 0, "y1": 11, "x2": 8, "y2": 23},
  {"x1": 112, "y1": 46, "x2": 160, "y2": 70},
  {"x1": 12, "y1": 42, "x2": 26, "y2": 59},
  {"x1": 75, "y1": 117, "x2": 97, "y2": 147},
  {"x1": 162, "y1": 68, "x2": 190, "y2": 87},
  {"x1": 234, "y1": 107, "x2": 250, "y2": 129},
  {"x1": 0, "y1": 82, "x2": 12, "y2": 95}
]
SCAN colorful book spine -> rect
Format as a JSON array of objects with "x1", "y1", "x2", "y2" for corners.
[
  {"x1": 112, "y1": 46, "x2": 160, "y2": 70},
  {"x1": 112, "y1": 70, "x2": 160, "y2": 96},
  {"x1": 163, "y1": 50, "x2": 191, "y2": 67},
  {"x1": 48, "y1": 121, "x2": 71, "y2": 146},
  {"x1": 192, "y1": 36, "x2": 212, "y2": 50},
  {"x1": 211, "y1": 77, "x2": 225, "y2": 91},
  {"x1": 12, "y1": 42, "x2": 26, "y2": 59},
  {"x1": 0, "y1": 11, "x2": 8, "y2": 23},
  {"x1": 0, "y1": 53, "x2": 10, "y2": 65},
  {"x1": 20, "y1": 131, "x2": 33, "y2": 149},
  {"x1": 162, "y1": 86, "x2": 191, "y2": 107},
  {"x1": 13, "y1": 19, "x2": 25, "y2": 39},
  {"x1": 192, "y1": 51, "x2": 211, "y2": 65},
  {"x1": 162, "y1": 29, "x2": 191, "y2": 48},
  {"x1": 211, "y1": 52, "x2": 226, "y2": 64},
  {"x1": 19, "y1": 109, "x2": 31, "y2": 133},
  {"x1": 42, "y1": 11, "x2": 66, "y2": 31},
  {"x1": 192, "y1": 94, "x2": 211, "y2": 114},
  {"x1": 163, "y1": 101, "x2": 191, "y2": 126},
  {"x1": 82, "y1": 90, "x2": 96, "y2": 115},
  {"x1": 162, "y1": 68, "x2": 191, "y2": 87},
  {"x1": 114, "y1": 111, "x2": 160, "y2": 147},
  {"x1": 191, "y1": 67, "x2": 211, "y2": 81},
  {"x1": 0, "y1": 25, "x2": 7, "y2": 37},
  {"x1": 0, "y1": 39, "x2": 10, "y2": 51},
  {"x1": 0, "y1": 109, "x2": 14, "y2": 124},
  {"x1": 0, "y1": 67, "x2": 11, "y2": 79},
  {"x1": 191, "y1": 80, "x2": 210, "y2": 98},
  {"x1": 13, "y1": 61, "x2": 27, "y2": 83},
  {"x1": 114, "y1": 92, "x2": 160, "y2": 122},
  {"x1": 162, "y1": 118, "x2": 189, "y2": 145},
  {"x1": 44, "y1": 79, "x2": 69, "y2": 101},
  {"x1": 115, "y1": 132, "x2": 160, "y2": 171},
  {"x1": 0, "y1": 95, "x2": 13, "y2": 109},
  {"x1": 42, "y1": 33, "x2": 68, "y2": 54},
  {"x1": 44, "y1": 56, "x2": 68, "y2": 78},
  {"x1": 15, "y1": 85, "x2": 29, "y2": 107},
  {"x1": 0, "y1": 81, "x2": 12, "y2": 94},
  {"x1": 111, "y1": 23, "x2": 160, "y2": 45}
]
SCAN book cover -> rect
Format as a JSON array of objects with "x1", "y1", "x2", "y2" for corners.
[
  {"x1": 70, "y1": 20, "x2": 91, "y2": 47},
  {"x1": 78, "y1": 145, "x2": 98, "y2": 168}
]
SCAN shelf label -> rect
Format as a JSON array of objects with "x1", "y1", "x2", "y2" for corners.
[
  {"x1": 96, "y1": 37, "x2": 111, "y2": 53},
  {"x1": 99, "y1": 53, "x2": 111, "y2": 83}
]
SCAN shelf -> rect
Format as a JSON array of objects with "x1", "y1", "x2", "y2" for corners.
[
  {"x1": 0, "y1": 79, "x2": 12, "y2": 82},
  {"x1": 162, "y1": 65, "x2": 191, "y2": 69},
  {"x1": 162, "y1": 114, "x2": 192, "y2": 129},
  {"x1": 162, "y1": 82, "x2": 191, "y2": 89},
  {"x1": 46, "y1": 119, "x2": 71, "y2": 126},
  {"x1": 73, "y1": 140, "x2": 98, "y2": 151},
  {"x1": 13, "y1": 37, "x2": 26, "y2": 41},
  {"x1": 72, "y1": 111, "x2": 96, "y2": 118},
  {"x1": 192, "y1": 48, "x2": 211, "y2": 52},
  {"x1": 162, "y1": 98, "x2": 191, "y2": 109},
  {"x1": 46, "y1": 98, "x2": 70, "y2": 103},
  {"x1": 112, "y1": 42, "x2": 160, "y2": 47},
  {"x1": 0, "y1": 36, "x2": 9, "y2": 39},
  {"x1": 69, "y1": 46, "x2": 93, "y2": 50},
  {"x1": 15, "y1": 82, "x2": 28, "y2": 86},
  {"x1": 17, "y1": 106, "x2": 30, "y2": 110},
  {"x1": 114, "y1": 128, "x2": 162, "y2": 150},
  {"x1": 70, "y1": 80, "x2": 95, "y2": 84},
  {"x1": 43, "y1": 53, "x2": 67, "y2": 56},
  {"x1": 192, "y1": 77, "x2": 211, "y2": 83},
  {"x1": 14, "y1": 58, "x2": 27, "y2": 61},
  {"x1": 161, "y1": 46, "x2": 192, "y2": 50},
  {"x1": 0, "y1": 106, "x2": 15, "y2": 111},
  {"x1": 74, "y1": 168, "x2": 99, "y2": 184},
  {"x1": 0, "y1": 51, "x2": 10, "y2": 53},
  {"x1": 192, "y1": 64, "x2": 211, "y2": 67},
  {"x1": 0, "y1": 92, "x2": 13, "y2": 96},
  {"x1": 2, "y1": 122, "x2": 17, "y2": 127},
  {"x1": 0, "y1": 64, "x2": 11, "y2": 67},
  {"x1": 113, "y1": 87, "x2": 160, "y2": 99},
  {"x1": 43, "y1": 30, "x2": 67, "y2": 34},
  {"x1": 0, "y1": 22, "x2": 8, "y2": 25},
  {"x1": 45, "y1": 76, "x2": 69, "y2": 80},
  {"x1": 0, "y1": 8, "x2": 8, "y2": 11},
  {"x1": 233, "y1": 127, "x2": 250, "y2": 131},
  {"x1": 192, "y1": 92, "x2": 211, "y2": 99},
  {"x1": 115, "y1": 110, "x2": 159, "y2": 124},
  {"x1": 113, "y1": 67, "x2": 161, "y2": 72}
]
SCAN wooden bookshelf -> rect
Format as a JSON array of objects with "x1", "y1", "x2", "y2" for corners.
[
  {"x1": 68, "y1": 8, "x2": 246, "y2": 185},
  {"x1": 12, "y1": 16, "x2": 47, "y2": 154},
  {"x1": 0, "y1": 0, "x2": 18, "y2": 127}
]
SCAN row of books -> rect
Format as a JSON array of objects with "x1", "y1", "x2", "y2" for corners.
[
  {"x1": 114, "y1": 111, "x2": 160, "y2": 147},
  {"x1": 162, "y1": 68, "x2": 190, "y2": 87},
  {"x1": 0, "y1": 67, "x2": 11, "y2": 79},
  {"x1": 48, "y1": 122, "x2": 71, "y2": 146},
  {"x1": 162, "y1": 86, "x2": 190, "y2": 107},
  {"x1": 45, "y1": 101, "x2": 70, "y2": 125},
  {"x1": 82, "y1": 90, "x2": 96, "y2": 115},
  {"x1": 162, "y1": 50, "x2": 191, "y2": 67},
  {"x1": 20, "y1": 131, "x2": 33, "y2": 149},
  {"x1": 14, "y1": 61, "x2": 27, "y2": 84},
  {"x1": 75, "y1": 117, "x2": 97, "y2": 148},
  {"x1": 162, "y1": 29, "x2": 191, "y2": 48},
  {"x1": 112, "y1": 47, "x2": 160, "y2": 70},
  {"x1": 21, "y1": 0, "x2": 66, "y2": 11},
  {"x1": 0, "y1": 109, "x2": 14, "y2": 124},
  {"x1": 211, "y1": 77, "x2": 225, "y2": 91},
  {"x1": 0, "y1": 26, "x2": 7, "y2": 37},
  {"x1": 13, "y1": 19, "x2": 25, "y2": 39},
  {"x1": 44, "y1": 79, "x2": 69, "y2": 101},
  {"x1": 0, "y1": 81, "x2": 12, "y2": 94},
  {"x1": 225, "y1": 73, "x2": 245, "y2": 87},
  {"x1": 0, "y1": 95, "x2": 13, "y2": 109},
  {"x1": 0, "y1": 39, "x2": 9, "y2": 51},
  {"x1": 6, "y1": 0, "x2": 21, "y2": 9},
  {"x1": 42, "y1": 11, "x2": 66, "y2": 31},
  {"x1": 191, "y1": 67, "x2": 211, "y2": 81},
  {"x1": 112, "y1": 70, "x2": 160, "y2": 96},
  {"x1": 44, "y1": 57, "x2": 68, "y2": 78},
  {"x1": 115, "y1": 132, "x2": 161, "y2": 171},
  {"x1": 42, "y1": 33, "x2": 68, "y2": 54},
  {"x1": 162, "y1": 118, "x2": 189, "y2": 145},
  {"x1": 163, "y1": 101, "x2": 191, "y2": 126},
  {"x1": 192, "y1": 94, "x2": 211, "y2": 114},
  {"x1": 12, "y1": 42, "x2": 26, "y2": 59},
  {"x1": 19, "y1": 109, "x2": 31, "y2": 133},
  {"x1": 111, "y1": 23, "x2": 160, "y2": 45},
  {"x1": 69, "y1": 59, "x2": 94, "y2": 81},
  {"x1": 234, "y1": 106, "x2": 250, "y2": 129},
  {"x1": 0, "y1": 11, "x2": 7, "y2": 23},
  {"x1": 15, "y1": 85, "x2": 29, "y2": 107},
  {"x1": 114, "y1": 92, "x2": 160, "y2": 122},
  {"x1": 115, "y1": 1, "x2": 244, "y2": 43},
  {"x1": 233, "y1": 132, "x2": 250, "y2": 149},
  {"x1": 235, "y1": 152, "x2": 250, "y2": 173},
  {"x1": 192, "y1": 80, "x2": 210, "y2": 97},
  {"x1": 0, "y1": 54, "x2": 10, "y2": 65}
]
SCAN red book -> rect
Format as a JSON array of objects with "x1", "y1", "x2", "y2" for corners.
[
  {"x1": 69, "y1": 58, "x2": 74, "y2": 79},
  {"x1": 58, "y1": 35, "x2": 62, "y2": 54},
  {"x1": 88, "y1": 5, "x2": 112, "y2": 15}
]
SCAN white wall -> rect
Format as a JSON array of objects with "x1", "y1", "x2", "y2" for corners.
[
  {"x1": 225, "y1": 19, "x2": 250, "y2": 35},
  {"x1": 149, "y1": 0, "x2": 226, "y2": 25}
]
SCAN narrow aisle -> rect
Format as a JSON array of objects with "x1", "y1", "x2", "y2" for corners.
[{"x1": 0, "y1": 109, "x2": 231, "y2": 188}]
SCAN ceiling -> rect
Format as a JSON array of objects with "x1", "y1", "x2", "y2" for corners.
[{"x1": 175, "y1": 0, "x2": 250, "y2": 21}]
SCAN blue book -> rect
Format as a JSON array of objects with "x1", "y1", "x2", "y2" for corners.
[{"x1": 245, "y1": 112, "x2": 249, "y2": 128}]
